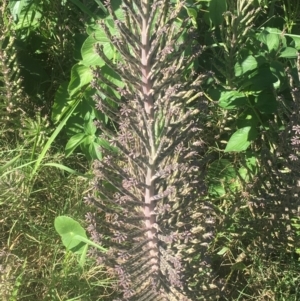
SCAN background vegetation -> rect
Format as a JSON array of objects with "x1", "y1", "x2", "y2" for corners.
[{"x1": 1, "y1": 0, "x2": 300, "y2": 300}]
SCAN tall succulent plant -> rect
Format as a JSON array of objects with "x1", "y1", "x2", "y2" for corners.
[{"x1": 85, "y1": 1, "x2": 220, "y2": 300}]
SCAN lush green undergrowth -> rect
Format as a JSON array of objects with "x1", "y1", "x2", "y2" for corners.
[
  {"x1": 0, "y1": 136, "x2": 115, "y2": 300},
  {"x1": 1, "y1": 0, "x2": 300, "y2": 300}
]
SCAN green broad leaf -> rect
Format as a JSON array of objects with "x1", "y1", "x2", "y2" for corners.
[
  {"x1": 82, "y1": 89, "x2": 108, "y2": 124},
  {"x1": 266, "y1": 28, "x2": 287, "y2": 46},
  {"x1": 238, "y1": 166, "x2": 248, "y2": 181},
  {"x1": 290, "y1": 35, "x2": 300, "y2": 50},
  {"x1": 270, "y1": 60, "x2": 286, "y2": 90},
  {"x1": 84, "y1": 118, "x2": 97, "y2": 135},
  {"x1": 185, "y1": 6, "x2": 197, "y2": 27},
  {"x1": 86, "y1": 5, "x2": 125, "y2": 36},
  {"x1": 9, "y1": 0, "x2": 29, "y2": 22},
  {"x1": 225, "y1": 126, "x2": 257, "y2": 152},
  {"x1": 65, "y1": 114, "x2": 85, "y2": 137},
  {"x1": 94, "y1": 109, "x2": 108, "y2": 124},
  {"x1": 208, "y1": 183, "x2": 226, "y2": 198},
  {"x1": 209, "y1": 0, "x2": 227, "y2": 27},
  {"x1": 54, "y1": 216, "x2": 88, "y2": 254},
  {"x1": 73, "y1": 33, "x2": 87, "y2": 60},
  {"x1": 257, "y1": 28, "x2": 286, "y2": 53},
  {"x1": 88, "y1": 141, "x2": 102, "y2": 160},
  {"x1": 81, "y1": 36, "x2": 106, "y2": 67},
  {"x1": 219, "y1": 91, "x2": 247, "y2": 109},
  {"x1": 217, "y1": 247, "x2": 229, "y2": 255},
  {"x1": 65, "y1": 133, "x2": 87, "y2": 157},
  {"x1": 68, "y1": 64, "x2": 93, "y2": 97},
  {"x1": 81, "y1": 28, "x2": 116, "y2": 67},
  {"x1": 82, "y1": 134, "x2": 95, "y2": 147},
  {"x1": 105, "y1": 7, "x2": 125, "y2": 34},
  {"x1": 83, "y1": 110, "x2": 95, "y2": 122},
  {"x1": 266, "y1": 32, "x2": 280, "y2": 53},
  {"x1": 95, "y1": 137, "x2": 118, "y2": 153},
  {"x1": 98, "y1": 65, "x2": 125, "y2": 98},
  {"x1": 234, "y1": 55, "x2": 258, "y2": 77},
  {"x1": 86, "y1": 23, "x2": 99, "y2": 35},
  {"x1": 11, "y1": 2, "x2": 42, "y2": 29},
  {"x1": 279, "y1": 47, "x2": 298, "y2": 58}
]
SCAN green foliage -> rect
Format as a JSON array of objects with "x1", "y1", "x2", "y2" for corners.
[
  {"x1": 195, "y1": 1, "x2": 300, "y2": 299},
  {"x1": 49, "y1": 4, "x2": 125, "y2": 161},
  {"x1": 205, "y1": 23, "x2": 299, "y2": 154},
  {"x1": 54, "y1": 216, "x2": 107, "y2": 253},
  {"x1": 209, "y1": 0, "x2": 227, "y2": 27},
  {"x1": 54, "y1": 216, "x2": 107, "y2": 267},
  {"x1": 69, "y1": 0, "x2": 107, "y2": 18},
  {"x1": 224, "y1": 126, "x2": 258, "y2": 152},
  {"x1": 206, "y1": 152, "x2": 257, "y2": 198}
]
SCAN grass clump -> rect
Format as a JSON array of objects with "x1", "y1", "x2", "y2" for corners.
[{"x1": 0, "y1": 135, "x2": 115, "y2": 300}]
